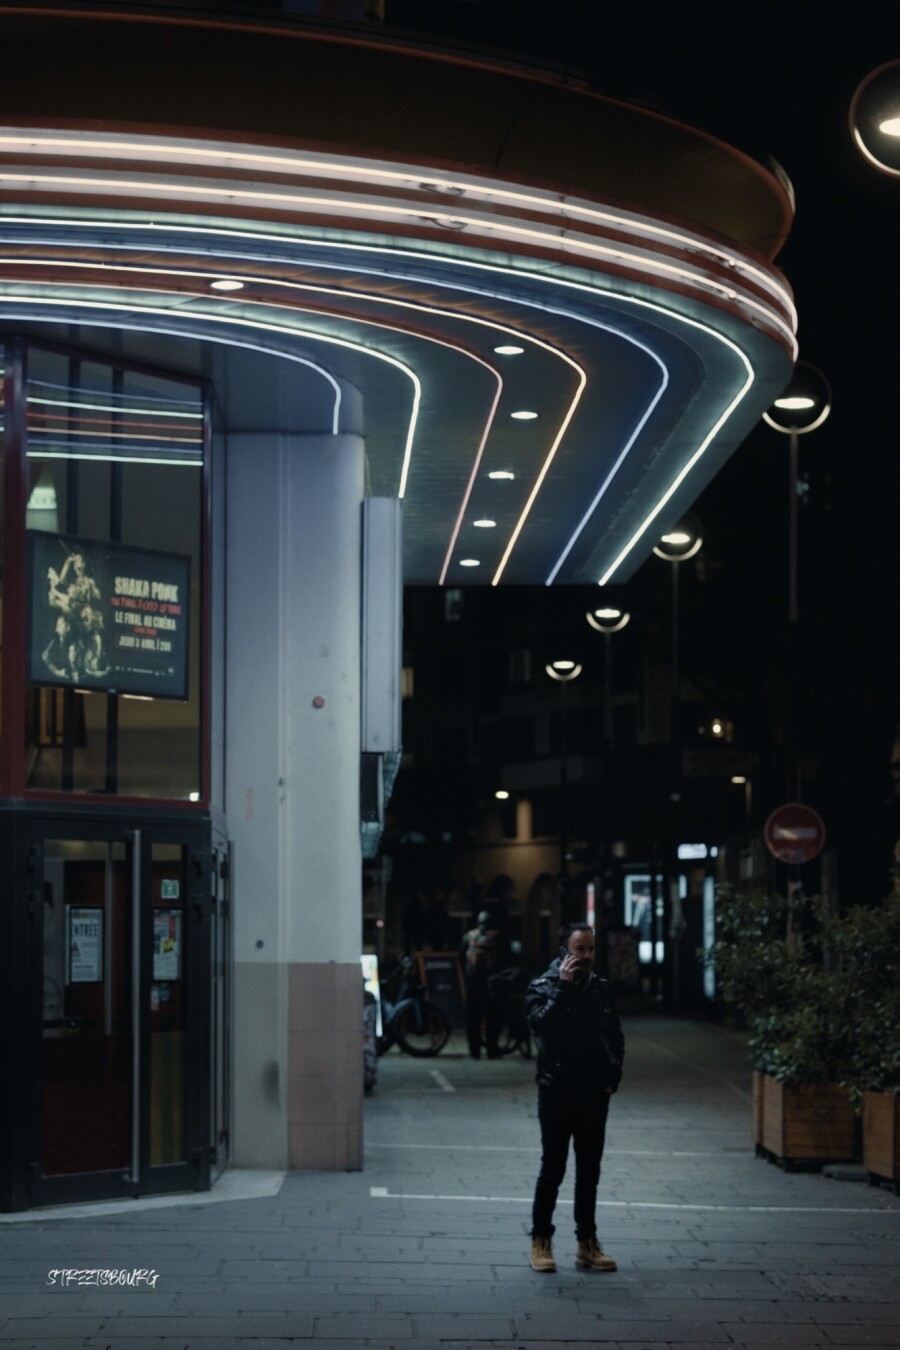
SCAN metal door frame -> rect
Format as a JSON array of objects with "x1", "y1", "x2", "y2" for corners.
[{"x1": 21, "y1": 811, "x2": 213, "y2": 1211}]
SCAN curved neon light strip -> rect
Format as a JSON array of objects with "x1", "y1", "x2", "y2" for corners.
[
  {"x1": 0, "y1": 294, "x2": 430, "y2": 462},
  {"x1": 598, "y1": 328, "x2": 753, "y2": 585},
  {"x1": 0, "y1": 130, "x2": 797, "y2": 326},
  {"x1": 12, "y1": 267, "x2": 506, "y2": 500},
  {"x1": 0, "y1": 284, "x2": 504, "y2": 504},
  {"x1": 29, "y1": 395, "x2": 203, "y2": 419},
  {"x1": 437, "y1": 376, "x2": 503, "y2": 586},
  {"x1": 0, "y1": 249, "x2": 585, "y2": 575},
  {"x1": 544, "y1": 353, "x2": 668, "y2": 584},
  {"x1": 0, "y1": 213, "x2": 768, "y2": 585},
  {"x1": 491, "y1": 361, "x2": 587, "y2": 585},
  {"x1": 0, "y1": 166, "x2": 796, "y2": 353},
  {"x1": 30, "y1": 451, "x2": 201, "y2": 467}
]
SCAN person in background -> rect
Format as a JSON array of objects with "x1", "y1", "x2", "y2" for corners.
[{"x1": 459, "y1": 909, "x2": 505, "y2": 1059}]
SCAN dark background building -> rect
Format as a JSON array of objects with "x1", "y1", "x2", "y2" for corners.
[{"x1": 376, "y1": 0, "x2": 899, "y2": 960}]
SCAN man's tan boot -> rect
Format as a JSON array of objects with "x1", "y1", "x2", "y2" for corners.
[
  {"x1": 529, "y1": 1236, "x2": 557, "y2": 1272},
  {"x1": 575, "y1": 1236, "x2": 617, "y2": 1271}
]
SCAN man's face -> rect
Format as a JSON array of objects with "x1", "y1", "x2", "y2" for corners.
[{"x1": 565, "y1": 930, "x2": 595, "y2": 971}]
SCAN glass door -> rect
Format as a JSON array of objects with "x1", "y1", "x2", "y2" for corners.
[
  {"x1": 38, "y1": 834, "x2": 138, "y2": 1201},
  {"x1": 31, "y1": 820, "x2": 212, "y2": 1208}
]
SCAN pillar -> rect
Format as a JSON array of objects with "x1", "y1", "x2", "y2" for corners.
[{"x1": 226, "y1": 432, "x2": 365, "y2": 1170}]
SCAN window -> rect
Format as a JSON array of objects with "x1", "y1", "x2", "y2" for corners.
[{"x1": 18, "y1": 343, "x2": 205, "y2": 799}]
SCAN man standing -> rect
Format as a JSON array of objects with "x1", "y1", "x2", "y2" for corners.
[
  {"x1": 526, "y1": 923, "x2": 624, "y2": 1273},
  {"x1": 459, "y1": 909, "x2": 505, "y2": 1059}
]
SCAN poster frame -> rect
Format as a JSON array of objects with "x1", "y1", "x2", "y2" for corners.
[{"x1": 27, "y1": 529, "x2": 192, "y2": 702}]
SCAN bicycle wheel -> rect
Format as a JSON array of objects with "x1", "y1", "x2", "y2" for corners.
[{"x1": 390, "y1": 999, "x2": 451, "y2": 1057}]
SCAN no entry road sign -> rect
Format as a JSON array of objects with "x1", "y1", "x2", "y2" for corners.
[{"x1": 764, "y1": 802, "x2": 826, "y2": 864}]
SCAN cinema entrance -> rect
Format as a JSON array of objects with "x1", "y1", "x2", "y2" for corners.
[{"x1": 0, "y1": 807, "x2": 230, "y2": 1211}]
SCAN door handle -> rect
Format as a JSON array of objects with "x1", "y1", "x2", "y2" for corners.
[{"x1": 127, "y1": 830, "x2": 141, "y2": 1187}]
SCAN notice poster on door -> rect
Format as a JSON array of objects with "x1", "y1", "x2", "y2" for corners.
[
  {"x1": 27, "y1": 531, "x2": 191, "y2": 699},
  {"x1": 153, "y1": 909, "x2": 182, "y2": 981},
  {"x1": 67, "y1": 906, "x2": 103, "y2": 984}
]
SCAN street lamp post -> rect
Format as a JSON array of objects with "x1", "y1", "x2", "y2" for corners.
[
  {"x1": 586, "y1": 605, "x2": 631, "y2": 746},
  {"x1": 731, "y1": 774, "x2": 752, "y2": 828},
  {"x1": 546, "y1": 659, "x2": 582, "y2": 883},
  {"x1": 763, "y1": 364, "x2": 831, "y2": 800},
  {"x1": 652, "y1": 520, "x2": 703, "y2": 704}
]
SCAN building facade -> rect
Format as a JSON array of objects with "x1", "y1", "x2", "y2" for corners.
[{"x1": 0, "y1": 3, "x2": 794, "y2": 1210}]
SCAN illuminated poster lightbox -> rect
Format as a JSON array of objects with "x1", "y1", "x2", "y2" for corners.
[{"x1": 28, "y1": 531, "x2": 191, "y2": 700}]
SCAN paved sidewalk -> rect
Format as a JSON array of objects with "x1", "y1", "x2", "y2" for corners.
[{"x1": 1, "y1": 1015, "x2": 898, "y2": 1349}]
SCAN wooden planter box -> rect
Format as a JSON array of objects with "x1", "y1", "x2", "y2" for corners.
[
  {"x1": 863, "y1": 1091, "x2": 900, "y2": 1194},
  {"x1": 761, "y1": 1076, "x2": 856, "y2": 1169}
]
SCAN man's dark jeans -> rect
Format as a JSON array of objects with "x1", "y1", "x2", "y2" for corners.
[{"x1": 531, "y1": 1086, "x2": 610, "y2": 1240}]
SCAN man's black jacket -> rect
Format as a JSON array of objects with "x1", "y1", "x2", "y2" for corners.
[{"x1": 525, "y1": 958, "x2": 625, "y2": 1096}]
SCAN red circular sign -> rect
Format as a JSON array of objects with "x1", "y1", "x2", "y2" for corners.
[{"x1": 764, "y1": 803, "x2": 826, "y2": 864}]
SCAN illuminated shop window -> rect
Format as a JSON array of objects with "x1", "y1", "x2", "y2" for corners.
[{"x1": 21, "y1": 344, "x2": 205, "y2": 799}]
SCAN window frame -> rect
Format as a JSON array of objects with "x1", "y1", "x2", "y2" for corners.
[{"x1": 0, "y1": 335, "x2": 212, "y2": 808}]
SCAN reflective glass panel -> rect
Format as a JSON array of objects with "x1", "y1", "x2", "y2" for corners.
[{"x1": 24, "y1": 345, "x2": 204, "y2": 798}]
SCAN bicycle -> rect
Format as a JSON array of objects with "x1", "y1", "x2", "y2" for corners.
[
  {"x1": 488, "y1": 966, "x2": 533, "y2": 1058},
  {"x1": 377, "y1": 955, "x2": 452, "y2": 1058}
]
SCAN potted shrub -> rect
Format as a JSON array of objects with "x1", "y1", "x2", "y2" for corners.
[
  {"x1": 706, "y1": 889, "x2": 900, "y2": 1169},
  {"x1": 822, "y1": 896, "x2": 900, "y2": 1191}
]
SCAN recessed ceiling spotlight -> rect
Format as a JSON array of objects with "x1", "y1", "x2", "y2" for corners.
[
  {"x1": 210, "y1": 278, "x2": 245, "y2": 292},
  {"x1": 473, "y1": 519, "x2": 496, "y2": 528},
  {"x1": 493, "y1": 344, "x2": 525, "y2": 356},
  {"x1": 510, "y1": 409, "x2": 538, "y2": 420},
  {"x1": 459, "y1": 558, "x2": 481, "y2": 567},
  {"x1": 488, "y1": 470, "x2": 515, "y2": 480}
]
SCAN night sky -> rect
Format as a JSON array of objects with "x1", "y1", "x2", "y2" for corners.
[{"x1": 387, "y1": 1, "x2": 899, "y2": 900}]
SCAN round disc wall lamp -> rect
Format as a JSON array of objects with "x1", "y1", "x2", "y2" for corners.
[{"x1": 850, "y1": 59, "x2": 900, "y2": 177}]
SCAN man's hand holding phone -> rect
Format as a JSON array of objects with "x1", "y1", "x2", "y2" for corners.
[{"x1": 559, "y1": 953, "x2": 589, "y2": 982}]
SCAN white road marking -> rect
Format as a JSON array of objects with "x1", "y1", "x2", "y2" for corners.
[
  {"x1": 368, "y1": 1187, "x2": 895, "y2": 1215},
  {"x1": 428, "y1": 1070, "x2": 456, "y2": 1093},
  {"x1": 366, "y1": 1142, "x2": 745, "y2": 1157}
]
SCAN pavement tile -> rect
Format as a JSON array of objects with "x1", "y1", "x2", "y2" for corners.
[
  {"x1": 0, "y1": 1318, "x2": 108, "y2": 1338},
  {"x1": 410, "y1": 1315, "x2": 516, "y2": 1339},
  {"x1": 96, "y1": 1313, "x2": 310, "y2": 1336},
  {"x1": 719, "y1": 1324, "x2": 857, "y2": 1344},
  {"x1": 313, "y1": 1313, "x2": 415, "y2": 1337},
  {"x1": 516, "y1": 1319, "x2": 732, "y2": 1341},
  {"x1": 3, "y1": 1019, "x2": 898, "y2": 1349},
  {"x1": 815, "y1": 1330, "x2": 900, "y2": 1345}
]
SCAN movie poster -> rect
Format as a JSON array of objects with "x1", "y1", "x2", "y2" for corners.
[{"x1": 28, "y1": 532, "x2": 191, "y2": 700}]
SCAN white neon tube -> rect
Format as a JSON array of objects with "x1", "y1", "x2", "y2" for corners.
[
  {"x1": 0, "y1": 129, "x2": 797, "y2": 325},
  {"x1": 0, "y1": 165, "x2": 797, "y2": 351},
  {"x1": 0, "y1": 212, "x2": 769, "y2": 584}
]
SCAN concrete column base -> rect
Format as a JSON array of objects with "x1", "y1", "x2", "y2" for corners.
[{"x1": 288, "y1": 963, "x2": 363, "y2": 1170}]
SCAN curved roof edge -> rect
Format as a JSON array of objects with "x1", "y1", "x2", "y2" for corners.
[{"x1": 0, "y1": 6, "x2": 793, "y2": 261}]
